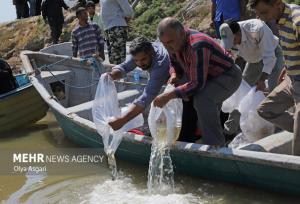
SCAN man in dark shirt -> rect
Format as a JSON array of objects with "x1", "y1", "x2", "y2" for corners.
[
  {"x1": 13, "y1": 0, "x2": 29, "y2": 19},
  {"x1": 0, "y1": 59, "x2": 17, "y2": 94},
  {"x1": 41, "y1": 0, "x2": 69, "y2": 44},
  {"x1": 154, "y1": 18, "x2": 242, "y2": 146},
  {"x1": 108, "y1": 37, "x2": 170, "y2": 131}
]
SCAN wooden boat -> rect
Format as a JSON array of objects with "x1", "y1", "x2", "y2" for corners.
[
  {"x1": 21, "y1": 51, "x2": 300, "y2": 195},
  {"x1": 0, "y1": 74, "x2": 48, "y2": 133}
]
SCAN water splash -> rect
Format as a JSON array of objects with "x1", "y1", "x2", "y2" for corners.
[
  {"x1": 147, "y1": 145, "x2": 175, "y2": 194},
  {"x1": 88, "y1": 175, "x2": 200, "y2": 204},
  {"x1": 107, "y1": 151, "x2": 118, "y2": 180}
]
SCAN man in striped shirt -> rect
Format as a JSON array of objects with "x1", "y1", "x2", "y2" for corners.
[
  {"x1": 153, "y1": 17, "x2": 242, "y2": 146},
  {"x1": 72, "y1": 7, "x2": 105, "y2": 60},
  {"x1": 249, "y1": 0, "x2": 300, "y2": 155}
]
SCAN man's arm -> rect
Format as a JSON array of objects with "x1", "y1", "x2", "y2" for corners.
[
  {"x1": 109, "y1": 104, "x2": 144, "y2": 130},
  {"x1": 71, "y1": 32, "x2": 78, "y2": 57},
  {"x1": 110, "y1": 59, "x2": 170, "y2": 130},
  {"x1": 94, "y1": 25, "x2": 105, "y2": 60},
  {"x1": 60, "y1": 0, "x2": 69, "y2": 10},
  {"x1": 112, "y1": 55, "x2": 136, "y2": 74},
  {"x1": 257, "y1": 23, "x2": 278, "y2": 90}
]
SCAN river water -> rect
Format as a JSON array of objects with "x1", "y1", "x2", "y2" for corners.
[{"x1": 0, "y1": 112, "x2": 299, "y2": 204}]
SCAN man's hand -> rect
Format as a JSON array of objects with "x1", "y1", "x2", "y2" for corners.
[
  {"x1": 168, "y1": 73, "x2": 179, "y2": 86},
  {"x1": 108, "y1": 69, "x2": 122, "y2": 80},
  {"x1": 256, "y1": 72, "x2": 268, "y2": 91},
  {"x1": 109, "y1": 104, "x2": 143, "y2": 130},
  {"x1": 256, "y1": 79, "x2": 266, "y2": 92},
  {"x1": 153, "y1": 91, "x2": 176, "y2": 108},
  {"x1": 277, "y1": 68, "x2": 286, "y2": 85},
  {"x1": 109, "y1": 117, "x2": 126, "y2": 131}
]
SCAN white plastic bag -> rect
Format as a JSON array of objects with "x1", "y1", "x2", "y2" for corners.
[
  {"x1": 228, "y1": 133, "x2": 251, "y2": 149},
  {"x1": 222, "y1": 79, "x2": 251, "y2": 113},
  {"x1": 238, "y1": 87, "x2": 274, "y2": 142},
  {"x1": 121, "y1": 106, "x2": 144, "y2": 131},
  {"x1": 92, "y1": 74, "x2": 144, "y2": 155},
  {"x1": 148, "y1": 85, "x2": 183, "y2": 146}
]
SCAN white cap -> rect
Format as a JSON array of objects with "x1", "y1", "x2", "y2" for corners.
[{"x1": 219, "y1": 23, "x2": 234, "y2": 50}]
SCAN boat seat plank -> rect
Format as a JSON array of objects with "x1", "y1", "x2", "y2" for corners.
[
  {"x1": 41, "y1": 70, "x2": 73, "y2": 81},
  {"x1": 67, "y1": 89, "x2": 140, "y2": 113},
  {"x1": 240, "y1": 131, "x2": 293, "y2": 154}
]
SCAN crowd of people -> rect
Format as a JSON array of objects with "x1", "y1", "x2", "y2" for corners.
[
  {"x1": 13, "y1": 0, "x2": 42, "y2": 19},
  {"x1": 108, "y1": 0, "x2": 300, "y2": 156},
  {"x1": 7, "y1": 0, "x2": 300, "y2": 155}
]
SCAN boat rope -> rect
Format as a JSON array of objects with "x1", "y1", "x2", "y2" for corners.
[{"x1": 38, "y1": 57, "x2": 104, "y2": 89}]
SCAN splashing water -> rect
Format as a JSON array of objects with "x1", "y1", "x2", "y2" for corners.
[
  {"x1": 87, "y1": 175, "x2": 200, "y2": 204},
  {"x1": 107, "y1": 150, "x2": 118, "y2": 180},
  {"x1": 147, "y1": 145, "x2": 175, "y2": 194},
  {"x1": 147, "y1": 122, "x2": 176, "y2": 194}
]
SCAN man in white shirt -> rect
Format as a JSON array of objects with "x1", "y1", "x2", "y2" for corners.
[
  {"x1": 219, "y1": 19, "x2": 284, "y2": 135},
  {"x1": 101, "y1": 0, "x2": 134, "y2": 64}
]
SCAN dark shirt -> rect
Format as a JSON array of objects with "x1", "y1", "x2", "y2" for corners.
[
  {"x1": 71, "y1": 23, "x2": 105, "y2": 58},
  {"x1": 170, "y1": 29, "x2": 234, "y2": 98},
  {"x1": 41, "y1": 0, "x2": 69, "y2": 25},
  {"x1": 114, "y1": 42, "x2": 170, "y2": 108}
]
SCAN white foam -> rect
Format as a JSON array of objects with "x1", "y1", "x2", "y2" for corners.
[{"x1": 86, "y1": 176, "x2": 202, "y2": 204}]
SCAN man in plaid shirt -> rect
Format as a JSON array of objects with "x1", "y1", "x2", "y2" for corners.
[{"x1": 153, "y1": 17, "x2": 242, "y2": 146}]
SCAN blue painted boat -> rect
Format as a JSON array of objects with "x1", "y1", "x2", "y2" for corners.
[
  {"x1": 21, "y1": 51, "x2": 300, "y2": 195},
  {"x1": 0, "y1": 74, "x2": 48, "y2": 133}
]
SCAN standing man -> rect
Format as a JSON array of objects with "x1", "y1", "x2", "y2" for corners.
[
  {"x1": 249, "y1": 0, "x2": 300, "y2": 155},
  {"x1": 41, "y1": 0, "x2": 69, "y2": 44},
  {"x1": 101, "y1": 0, "x2": 134, "y2": 64},
  {"x1": 86, "y1": 1, "x2": 104, "y2": 31},
  {"x1": 71, "y1": 7, "x2": 105, "y2": 60},
  {"x1": 28, "y1": 0, "x2": 36, "y2": 16},
  {"x1": 108, "y1": 37, "x2": 170, "y2": 130},
  {"x1": 219, "y1": 19, "x2": 284, "y2": 135},
  {"x1": 13, "y1": 0, "x2": 29, "y2": 19},
  {"x1": 35, "y1": 0, "x2": 42, "y2": 15},
  {"x1": 210, "y1": 0, "x2": 247, "y2": 38},
  {"x1": 154, "y1": 18, "x2": 242, "y2": 146}
]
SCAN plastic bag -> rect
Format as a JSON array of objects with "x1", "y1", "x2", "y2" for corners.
[
  {"x1": 238, "y1": 87, "x2": 274, "y2": 142},
  {"x1": 228, "y1": 133, "x2": 251, "y2": 149},
  {"x1": 121, "y1": 106, "x2": 144, "y2": 131},
  {"x1": 92, "y1": 73, "x2": 144, "y2": 155},
  {"x1": 148, "y1": 85, "x2": 183, "y2": 146},
  {"x1": 222, "y1": 79, "x2": 251, "y2": 113}
]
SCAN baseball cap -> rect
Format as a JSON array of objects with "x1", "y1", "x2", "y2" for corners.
[{"x1": 219, "y1": 23, "x2": 234, "y2": 50}]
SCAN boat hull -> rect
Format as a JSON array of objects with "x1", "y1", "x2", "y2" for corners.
[
  {"x1": 53, "y1": 110, "x2": 300, "y2": 196},
  {"x1": 0, "y1": 84, "x2": 48, "y2": 133}
]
